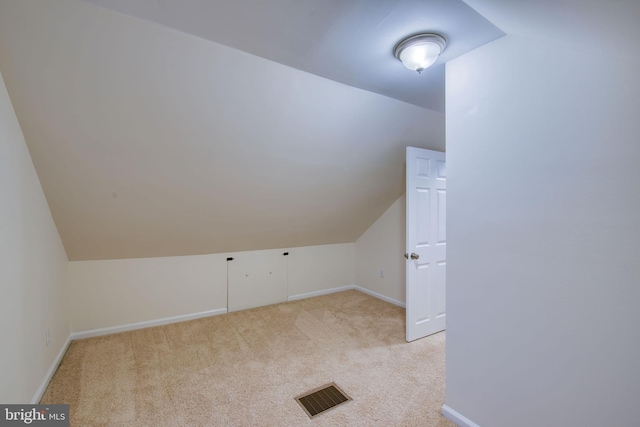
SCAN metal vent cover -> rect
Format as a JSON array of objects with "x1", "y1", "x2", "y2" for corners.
[{"x1": 295, "y1": 383, "x2": 351, "y2": 418}]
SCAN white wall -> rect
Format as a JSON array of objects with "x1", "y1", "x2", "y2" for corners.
[
  {"x1": 0, "y1": 72, "x2": 69, "y2": 403},
  {"x1": 69, "y1": 254, "x2": 228, "y2": 332},
  {"x1": 287, "y1": 243, "x2": 354, "y2": 298},
  {"x1": 69, "y1": 243, "x2": 354, "y2": 332},
  {"x1": 355, "y1": 195, "x2": 406, "y2": 305},
  {"x1": 445, "y1": 34, "x2": 640, "y2": 427}
]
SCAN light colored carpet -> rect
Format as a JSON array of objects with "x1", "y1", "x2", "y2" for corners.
[{"x1": 41, "y1": 290, "x2": 453, "y2": 426}]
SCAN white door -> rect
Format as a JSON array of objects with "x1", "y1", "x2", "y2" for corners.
[{"x1": 406, "y1": 147, "x2": 446, "y2": 342}]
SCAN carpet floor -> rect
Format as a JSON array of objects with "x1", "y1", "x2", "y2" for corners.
[{"x1": 41, "y1": 290, "x2": 453, "y2": 426}]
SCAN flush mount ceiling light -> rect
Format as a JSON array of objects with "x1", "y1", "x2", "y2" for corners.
[{"x1": 394, "y1": 33, "x2": 447, "y2": 74}]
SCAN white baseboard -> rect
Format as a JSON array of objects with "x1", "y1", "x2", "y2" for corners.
[
  {"x1": 288, "y1": 285, "x2": 406, "y2": 308},
  {"x1": 31, "y1": 335, "x2": 72, "y2": 404},
  {"x1": 354, "y1": 285, "x2": 405, "y2": 308},
  {"x1": 441, "y1": 405, "x2": 481, "y2": 427},
  {"x1": 33, "y1": 309, "x2": 227, "y2": 402},
  {"x1": 70, "y1": 308, "x2": 228, "y2": 340},
  {"x1": 287, "y1": 285, "x2": 355, "y2": 302}
]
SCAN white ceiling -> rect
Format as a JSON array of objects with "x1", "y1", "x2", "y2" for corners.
[
  {"x1": 0, "y1": 0, "x2": 449, "y2": 260},
  {"x1": 2, "y1": 0, "x2": 637, "y2": 261},
  {"x1": 463, "y1": 0, "x2": 640, "y2": 63},
  {"x1": 79, "y1": 0, "x2": 505, "y2": 113}
]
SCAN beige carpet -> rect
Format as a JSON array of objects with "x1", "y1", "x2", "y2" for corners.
[{"x1": 42, "y1": 290, "x2": 453, "y2": 426}]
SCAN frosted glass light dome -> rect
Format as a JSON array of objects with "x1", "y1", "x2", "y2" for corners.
[{"x1": 394, "y1": 33, "x2": 446, "y2": 73}]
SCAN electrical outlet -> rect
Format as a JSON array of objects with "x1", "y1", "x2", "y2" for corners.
[
  {"x1": 45, "y1": 329, "x2": 50, "y2": 347},
  {"x1": 379, "y1": 269, "x2": 384, "y2": 278}
]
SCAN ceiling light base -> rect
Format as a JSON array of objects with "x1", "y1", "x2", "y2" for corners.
[{"x1": 394, "y1": 33, "x2": 447, "y2": 73}]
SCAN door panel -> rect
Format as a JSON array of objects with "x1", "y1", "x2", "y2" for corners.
[
  {"x1": 414, "y1": 263, "x2": 431, "y2": 324},
  {"x1": 227, "y1": 249, "x2": 287, "y2": 312},
  {"x1": 417, "y1": 189, "x2": 431, "y2": 246}
]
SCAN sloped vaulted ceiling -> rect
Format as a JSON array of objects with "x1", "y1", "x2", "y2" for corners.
[{"x1": 0, "y1": 0, "x2": 501, "y2": 260}]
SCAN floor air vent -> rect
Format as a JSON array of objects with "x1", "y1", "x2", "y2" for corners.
[{"x1": 295, "y1": 383, "x2": 351, "y2": 418}]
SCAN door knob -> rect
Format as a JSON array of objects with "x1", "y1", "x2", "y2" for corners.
[{"x1": 410, "y1": 253, "x2": 419, "y2": 260}]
